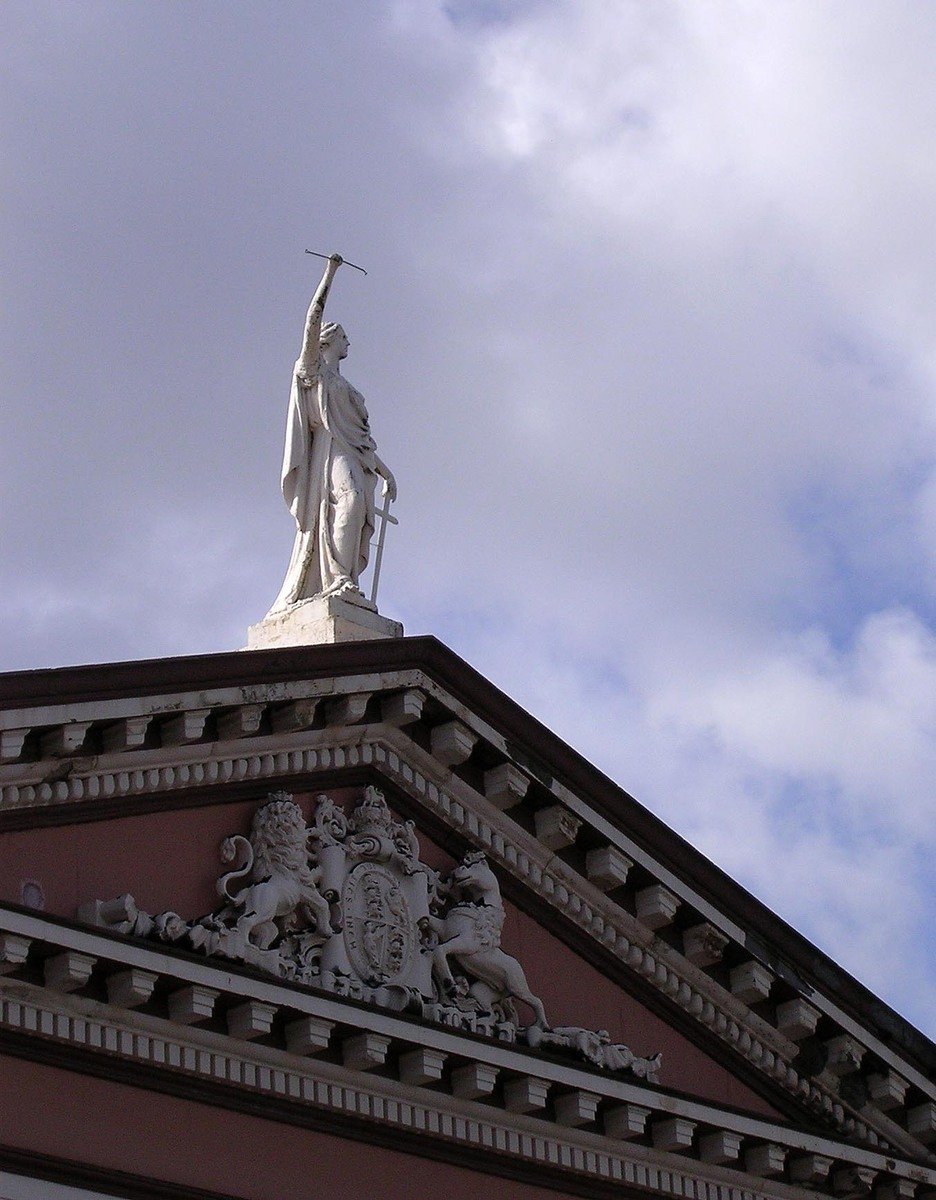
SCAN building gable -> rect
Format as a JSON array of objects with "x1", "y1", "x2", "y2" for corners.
[{"x1": 1, "y1": 638, "x2": 934, "y2": 1199}]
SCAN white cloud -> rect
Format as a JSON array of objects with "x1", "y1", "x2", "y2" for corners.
[
  {"x1": 384, "y1": 1, "x2": 936, "y2": 1031},
  {"x1": 2, "y1": 0, "x2": 935, "y2": 1032},
  {"x1": 658, "y1": 609, "x2": 936, "y2": 823},
  {"x1": 431, "y1": 609, "x2": 936, "y2": 1032}
]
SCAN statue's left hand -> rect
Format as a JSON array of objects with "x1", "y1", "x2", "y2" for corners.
[{"x1": 384, "y1": 472, "x2": 398, "y2": 503}]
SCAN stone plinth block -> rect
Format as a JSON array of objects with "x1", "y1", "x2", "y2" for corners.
[
  {"x1": 745, "y1": 1143, "x2": 786, "y2": 1177},
  {"x1": 832, "y1": 1166, "x2": 877, "y2": 1197},
  {"x1": 101, "y1": 716, "x2": 151, "y2": 752},
  {"x1": 227, "y1": 1000, "x2": 277, "y2": 1040},
  {"x1": 651, "y1": 1117, "x2": 696, "y2": 1152},
  {"x1": 0, "y1": 933, "x2": 31, "y2": 973},
  {"x1": 41, "y1": 721, "x2": 92, "y2": 756},
  {"x1": 45, "y1": 950, "x2": 96, "y2": 992},
  {"x1": 908, "y1": 1101, "x2": 936, "y2": 1143},
  {"x1": 381, "y1": 689, "x2": 426, "y2": 727},
  {"x1": 161, "y1": 708, "x2": 210, "y2": 746},
  {"x1": 451, "y1": 1063, "x2": 498, "y2": 1099},
  {"x1": 323, "y1": 692, "x2": 371, "y2": 726},
  {"x1": 342, "y1": 1032, "x2": 391, "y2": 1071},
  {"x1": 216, "y1": 705, "x2": 264, "y2": 740},
  {"x1": 788, "y1": 1153, "x2": 832, "y2": 1185},
  {"x1": 247, "y1": 595, "x2": 403, "y2": 649},
  {"x1": 699, "y1": 1130, "x2": 742, "y2": 1164},
  {"x1": 0, "y1": 729, "x2": 28, "y2": 761},
  {"x1": 106, "y1": 968, "x2": 158, "y2": 1008},
  {"x1": 168, "y1": 984, "x2": 219, "y2": 1025},
  {"x1": 775, "y1": 996, "x2": 820, "y2": 1041},
  {"x1": 430, "y1": 721, "x2": 477, "y2": 766},
  {"x1": 682, "y1": 922, "x2": 729, "y2": 967},
  {"x1": 534, "y1": 804, "x2": 581, "y2": 851},
  {"x1": 729, "y1": 960, "x2": 774, "y2": 1004},
  {"x1": 877, "y1": 1181, "x2": 918, "y2": 1200},
  {"x1": 483, "y1": 762, "x2": 529, "y2": 811},
  {"x1": 503, "y1": 1076, "x2": 549, "y2": 1113},
  {"x1": 554, "y1": 1090, "x2": 600, "y2": 1127},
  {"x1": 399, "y1": 1048, "x2": 446, "y2": 1086},
  {"x1": 866, "y1": 1070, "x2": 909, "y2": 1110},
  {"x1": 585, "y1": 846, "x2": 633, "y2": 892},
  {"x1": 635, "y1": 884, "x2": 680, "y2": 931},
  {"x1": 824, "y1": 1033, "x2": 865, "y2": 1076},
  {"x1": 285, "y1": 1016, "x2": 334, "y2": 1057},
  {"x1": 604, "y1": 1103, "x2": 650, "y2": 1140},
  {"x1": 270, "y1": 699, "x2": 318, "y2": 733}
]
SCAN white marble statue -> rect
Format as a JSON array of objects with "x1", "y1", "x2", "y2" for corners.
[{"x1": 268, "y1": 254, "x2": 396, "y2": 614}]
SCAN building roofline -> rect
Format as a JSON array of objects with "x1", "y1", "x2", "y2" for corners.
[{"x1": 0, "y1": 635, "x2": 932, "y2": 1076}]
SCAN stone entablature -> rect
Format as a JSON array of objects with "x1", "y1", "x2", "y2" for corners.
[
  {"x1": 1, "y1": 658, "x2": 934, "y2": 1163},
  {"x1": 81, "y1": 788, "x2": 661, "y2": 1083},
  {"x1": 2, "y1": 903, "x2": 935, "y2": 1200}
]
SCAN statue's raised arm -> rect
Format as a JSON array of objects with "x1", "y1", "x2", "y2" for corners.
[{"x1": 298, "y1": 253, "x2": 343, "y2": 376}]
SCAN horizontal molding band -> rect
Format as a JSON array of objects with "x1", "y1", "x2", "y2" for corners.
[
  {"x1": 0, "y1": 674, "x2": 931, "y2": 1158},
  {"x1": 0, "y1": 914, "x2": 933, "y2": 1192},
  {"x1": 0, "y1": 979, "x2": 835, "y2": 1200}
]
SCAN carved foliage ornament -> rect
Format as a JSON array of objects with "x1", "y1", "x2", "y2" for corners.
[{"x1": 83, "y1": 789, "x2": 661, "y2": 1081}]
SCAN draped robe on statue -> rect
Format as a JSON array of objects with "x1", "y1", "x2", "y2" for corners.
[{"x1": 268, "y1": 356, "x2": 378, "y2": 613}]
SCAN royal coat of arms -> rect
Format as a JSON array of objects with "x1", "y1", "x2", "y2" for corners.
[{"x1": 81, "y1": 787, "x2": 661, "y2": 1082}]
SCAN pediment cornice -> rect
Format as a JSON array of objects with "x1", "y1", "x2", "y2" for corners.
[
  {"x1": 2, "y1": 903, "x2": 934, "y2": 1200},
  {"x1": 1, "y1": 646, "x2": 933, "y2": 1169}
]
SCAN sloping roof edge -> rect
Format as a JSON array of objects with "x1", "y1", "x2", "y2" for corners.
[{"x1": 0, "y1": 635, "x2": 932, "y2": 1078}]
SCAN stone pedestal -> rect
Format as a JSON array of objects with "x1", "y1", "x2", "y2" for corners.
[{"x1": 247, "y1": 596, "x2": 403, "y2": 649}]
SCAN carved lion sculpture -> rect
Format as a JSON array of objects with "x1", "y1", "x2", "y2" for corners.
[{"x1": 216, "y1": 794, "x2": 335, "y2": 949}]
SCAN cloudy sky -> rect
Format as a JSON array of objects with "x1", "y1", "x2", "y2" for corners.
[{"x1": 3, "y1": 2, "x2": 935, "y2": 1036}]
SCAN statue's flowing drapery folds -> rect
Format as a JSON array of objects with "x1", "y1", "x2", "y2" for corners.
[
  {"x1": 268, "y1": 255, "x2": 390, "y2": 615},
  {"x1": 270, "y1": 357, "x2": 378, "y2": 611}
]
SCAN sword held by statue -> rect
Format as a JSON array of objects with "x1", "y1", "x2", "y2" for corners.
[
  {"x1": 370, "y1": 483, "x2": 398, "y2": 605},
  {"x1": 304, "y1": 249, "x2": 368, "y2": 276}
]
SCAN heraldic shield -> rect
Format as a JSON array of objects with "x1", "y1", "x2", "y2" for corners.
[{"x1": 316, "y1": 788, "x2": 435, "y2": 996}]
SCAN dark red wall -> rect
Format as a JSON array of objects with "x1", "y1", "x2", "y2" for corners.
[{"x1": 0, "y1": 1053, "x2": 574, "y2": 1200}]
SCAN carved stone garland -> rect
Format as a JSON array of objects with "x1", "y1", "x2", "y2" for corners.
[{"x1": 82, "y1": 789, "x2": 661, "y2": 1082}]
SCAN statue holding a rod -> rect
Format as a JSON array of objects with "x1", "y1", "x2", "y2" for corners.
[{"x1": 267, "y1": 253, "x2": 396, "y2": 615}]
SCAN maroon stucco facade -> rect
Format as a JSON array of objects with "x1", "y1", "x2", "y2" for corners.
[{"x1": 0, "y1": 1053, "x2": 581, "y2": 1200}]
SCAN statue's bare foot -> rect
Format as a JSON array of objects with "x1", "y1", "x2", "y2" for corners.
[
  {"x1": 320, "y1": 577, "x2": 357, "y2": 599},
  {"x1": 333, "y1": 580, "x2": 378, "y2": 610}
]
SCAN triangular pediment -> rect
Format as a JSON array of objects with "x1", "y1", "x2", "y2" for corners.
[{"x1": 1, "y1": 638, "x2": 934, "y2": 1200}]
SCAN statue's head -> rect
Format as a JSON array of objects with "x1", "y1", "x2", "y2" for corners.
[{"x1": 320, "y1": 321, "x2": 350, "y2": 360}]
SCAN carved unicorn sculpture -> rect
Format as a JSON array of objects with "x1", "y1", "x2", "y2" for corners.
[{"x1": 428, "y1": 851, "x2": 548, "y2": 1029}]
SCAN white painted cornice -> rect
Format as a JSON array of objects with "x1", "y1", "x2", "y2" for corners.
[
  {"x1": 2, "y1": 905, "x2": 935, "y2": 1200},
  {"x1": 1, "y1": 669, "x2": 933, "y2": 1165}
]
